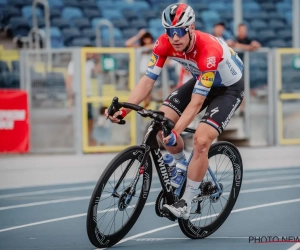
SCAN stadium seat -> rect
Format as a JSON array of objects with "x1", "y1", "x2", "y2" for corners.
[
  {"x1": 276, "y1": 1, "x2": 291, "y2": 15},
  {"x1": 122, "y1": 27, "x2": 139, "y2": 39},
  {"x1": 208, "y1": 2, "x2": 231, "y2": 12},
  {"x1": 63, "y1": 0, "x2": 80, "y2": 8},
  {"x1": 21, "y1": 6, "x2": 43, "y2": 22},
  {"x1": 0, "y1": 72, "x2": 20, "y2": 89},
  {"x1": 131, "y1": 1, "x2": 150, "y2": 12},
  {"x1": 243, "y1": 2, "x2": 261, "y2": 12},
  {"x1": 96, "y1": 1, "x2": 115, "y2": 12},
  {"x1": 0, "y1": 7, "x2": 20, "y2": 27},
  {"x1": 49, "y1": 9, "x2": 61, "y2": 20},
  {"x1": 100, "y1": 28, "x2": 123, "y2": 40},
  {"x1": 189, "y1": 3, "x2": 209, "y2": 12},
  {"x1": 140, "y1": 10, "x2": 157, "y2": 23},
  {"x1": 51, "y1": 18, "x2": 70, "y2": 30},
  {"x1": 83, "y1": 9, "x2": 102, "y2": 21},
  {"x1": 122, "y1": 9, "x2": 139, "y2": 22},
  {"x1": 114, "y1": 39, "x2": 126, "y2": 47},
  {"x1": 250, "y1": 19, "x2": 268, "y2": 31},
  {"x1": 71, "y1": 37, "x2": 92, "y2": 47},
  {"x1": 277, "y1": 29, "x2": 292, "y2": 41},
  {"x1": 72, "y1": 18, "x2": 91, "y2": 30},
  {"x1": 201, "y1": 10, "x2": 221, "y2": 30},
  {"x1": 7, "y1": 17, "x2": 30, "y2": 37},
  {"x1": 47, "y1": 27, "x2": 64, "y2": 48},
  {"x1": 62, "y1": 27, "x2": 81, "y2": 46},
  {"x1": 48, "y1": 0, "x2": 64, "y2": 10},
  {"x1": 111, "y1": 19, "x2": 129, "y2": 31},
  {"x1": 149, "y1": 18, "x2": 162, "y2": 29},
  {"x1": 102, "y1": 10, "x2": 122, "y2": 20},
  {"x1": 82, "y1": 28, "x2": 96, "y2": 41},
  {"x1": 0, "y1": 0, "x2": 7, "y2": 8},
  {"x1": 260, "y1": 2, "x2": 276, "y2": 12},
  {"x1": 62, "y1": 7, "x2": 83, "y2": 21},
  {"x1": 129, "y1": 19, "x2": 148, "y2": 30},
  {"x1": 269, "y1": 19, "x2": 286, "y2": 31},
  {"x1": 267, "y1": 39, "x2": 287, "y2": 48},
  {"x1": 11, "y1": 61, "x2": 20, "y2": 72},
  {"x1": 257, "y1": 29, "x2": 277, "y2": 45},
  {"x1": 78, "y1": 0, "x2": 97, "y2": 11},
  {"x1": 10, "y1": 0, "x2": 32, "y2": 9},
  {"x1": 0, "y1": 61, "x2": 9, "y2": 73}
]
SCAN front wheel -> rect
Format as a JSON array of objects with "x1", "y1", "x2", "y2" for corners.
[
  {"x1": 178, "y1": 141, "x2": 243, "y2": 239},
  {"x1": 86, "y1": 146, "x2": 152, "y2": 248}
]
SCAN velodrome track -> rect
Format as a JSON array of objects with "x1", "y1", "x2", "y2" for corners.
[{"x1": 0, "y1": 145, "x2": 299, "y2": 250}]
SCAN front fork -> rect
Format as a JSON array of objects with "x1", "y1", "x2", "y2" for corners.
[{"x1": 112, "y1": 146, "x2": 150, "y2": 204}]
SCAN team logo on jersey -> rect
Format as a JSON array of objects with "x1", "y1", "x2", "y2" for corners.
[
  {"x1": 148, "y1": 53, "x2": 158, "y2": 68},
  {"x1": 200, "y1": 72, "x2": 215, "y2": 88},
  {"x1": 206, "y1": 56, "x2": 216, "y2": 68}
]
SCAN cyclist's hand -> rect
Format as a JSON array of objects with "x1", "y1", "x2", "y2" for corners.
[
  {"x1": 105, "y1": 109, "x2": 126, "y2": 123},
  {"x1": 162, "y1": 130, "x2": 178, "y2": 146}
]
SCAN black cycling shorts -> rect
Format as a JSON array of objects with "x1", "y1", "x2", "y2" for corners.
[{"x1": 162, "y1": 77, "x2": 244, "y2": 134}]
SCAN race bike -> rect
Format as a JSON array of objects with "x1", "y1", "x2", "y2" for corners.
[{"x1": 86, "y1": 96, "x2": 243, "y2": 248}]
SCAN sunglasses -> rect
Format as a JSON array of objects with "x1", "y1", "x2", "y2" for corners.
[{"x1": 165, "y1": 27, "x2": 189, "y2": 38}]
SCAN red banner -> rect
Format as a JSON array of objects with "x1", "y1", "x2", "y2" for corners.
[{"x1": 0, "y1": 90, "x2": 29, "y2": 153}]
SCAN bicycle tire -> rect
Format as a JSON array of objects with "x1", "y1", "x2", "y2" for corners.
[
  {"x1": 86, "y1": 146, "x2": 152, "y2": 248},
  {"x1": 178, "y1": 141, "x2": 243, "y2": 239}
]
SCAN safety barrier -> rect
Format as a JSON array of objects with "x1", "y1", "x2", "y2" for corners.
[{"x1": 276, "y1": 48, "x2": 300, "y2": 145}]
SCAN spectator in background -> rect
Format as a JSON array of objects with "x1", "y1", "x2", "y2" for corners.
[
  {"x1": 233, "y1": 23, "x2": 261, "y2": 53},
  {"x1": 232, "y1": 23, "x2": 261, "y2": 116},
  {"x1": 125, "y1": 29, "x2": 155, "y2": 108},
  {"x1": 65, "y1": 45, "x2": 101, "y2": 146},
  {"x1": 212, "y1": 22, "x2": 234, "y2": 47},
  {"x1": 92, "y1": 106, "x2": 111, "y2": 146}
]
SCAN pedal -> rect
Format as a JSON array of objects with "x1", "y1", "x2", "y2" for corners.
[{"x1": 162, "y1": 207, "x2": 177, "y2": 222}]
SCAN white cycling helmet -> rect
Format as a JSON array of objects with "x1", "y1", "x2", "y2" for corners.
[{"x1": 162, "y1": 3, "x2": 195, "y2": 28}]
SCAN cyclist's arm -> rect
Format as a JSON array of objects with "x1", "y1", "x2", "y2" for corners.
[
  {"x1": 122, "y1": 75, "x2": 156, "y2": 115},
  {"x1": 173, "y1": 93, "x2": 205, "y2": 135}
]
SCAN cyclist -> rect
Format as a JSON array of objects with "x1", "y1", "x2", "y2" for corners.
[{"x1": 106, "y1": 3, "x2": 244, "y2": 220}]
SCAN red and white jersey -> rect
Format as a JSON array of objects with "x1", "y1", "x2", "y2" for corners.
[{"x1": 145, "y1": 30, "x2": 244, "y2": 97}]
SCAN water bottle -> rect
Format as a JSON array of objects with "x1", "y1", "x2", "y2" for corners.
[
  {"x1": 163, "y1": 153, "x2": 177, "y2": 179},
  {"x1": 171, "y1": 160, "x2": 188, "y2": 188}
]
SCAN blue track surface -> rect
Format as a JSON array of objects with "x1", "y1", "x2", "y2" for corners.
[{"x1": 0, "y1": 167, "x2": 300, "y2": 250}]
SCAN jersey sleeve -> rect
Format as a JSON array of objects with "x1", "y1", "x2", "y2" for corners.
[
  {"x1": 144, "y1": 36, "x2": 169, "y2": 81},
  {"x1": 193, "y1": 46, "x2": 222, "y2": 97}
]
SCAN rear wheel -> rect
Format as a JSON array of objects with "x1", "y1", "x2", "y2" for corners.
[
  {"x1": 86, "y1": 146, "x2": 152, "y2": 248},
  {"x1": 178, "y1": 141, "x2": 243, "y2": 238}
]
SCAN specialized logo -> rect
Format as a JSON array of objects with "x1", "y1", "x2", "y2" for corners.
[
  {"x1": 210, "y1": 107, "x2": 219, "y2": 118},
  {"x1": 206, "y1": 56, "x2": 216, "y2": 68},
  {"x1": 201, "y1": 72, "x2": 215, "y2": 88},
  {"x1": 170, "y1": 5, "x2": 177, "y2": 14},
  {"x1": 173, "y1": 98, "x2": 180, "y2": 104},
  {"x1": 148, "y1": 53, "x2": 158, "y2": 68},
  {"x1": 168, "y1": 90, "x2": 178, "y2": 99}
]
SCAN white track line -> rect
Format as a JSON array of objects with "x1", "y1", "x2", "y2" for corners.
[
  {"x1": 1, "y1": 174, "x2": 300, "y2": 199},
  {"x1": 0, "y1": 196, "x2": 299, "y2": 237},
  {"x1": 288, "y1": 243, "x2": 300, "y2": 250},
  {"x1": 0, "y1": 186, "x2": 95, "y2": 199},
  {"x1": 109, "y1": 198, "x2": 300, "y2": 248},
  {"x1": 135, "y1": 236, "x2": 248, "y2": 241},
  {"x1": 1, "y1": 184, "x2": 300, "y2": 211}
]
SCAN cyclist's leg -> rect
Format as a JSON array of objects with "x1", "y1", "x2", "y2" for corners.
[
  {"x1": 156, "y1": 78, "x2": 196, "y2": 155},
  {"x1": 164, "y1": 79, "x2": 244, "y2": 218}
]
